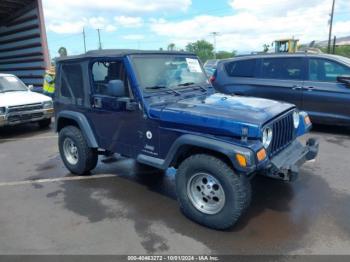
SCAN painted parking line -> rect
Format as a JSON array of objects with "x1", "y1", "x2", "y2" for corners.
[
  {"x1": 0, "y1": 135, "x2": 58, "y2": 142},
  {"x1": 0, "y1": 174, "x2": 116, "y2": 187}
]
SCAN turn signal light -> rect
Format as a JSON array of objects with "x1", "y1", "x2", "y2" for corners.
[
  {"x1": 236, "y1": 153, "x2": 247, "y2": 167},
  {"x1": 257, "y1": 148, "x2": 267, "y2": 162},
  {"x1": 304, "y1": 115, "x2": 311, "y2": 125}
]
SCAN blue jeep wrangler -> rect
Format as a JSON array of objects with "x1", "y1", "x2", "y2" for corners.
[{"x1": 54, "y1": 50, "x2": 319, "y2": 229}]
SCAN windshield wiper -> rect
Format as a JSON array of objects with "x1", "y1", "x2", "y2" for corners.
[
  {"x1": 177, "y1": 82, "x2": 195, "y2": 87},
  {"x1": 177, "y1": 82, "x2": 207, "y2": 92},
  {"x1": 145, "y1": 85, "x2": 181, "y2": 95}
]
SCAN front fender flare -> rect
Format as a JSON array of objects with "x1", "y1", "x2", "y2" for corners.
[
  {"x1": 55, "y1": 110, "x2": 98, "y2": 148},
  {"x1": 163, "y1": 134, "x2": 255, "y2": 173}
]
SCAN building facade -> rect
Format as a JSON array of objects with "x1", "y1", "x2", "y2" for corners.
[{"x1": 0, "y1": 0, "x2": 49, "y2": 91}]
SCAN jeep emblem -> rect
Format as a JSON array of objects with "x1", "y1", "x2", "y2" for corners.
[{"x1": 146, "y1": 131, "x2": 152, "y2": 140}]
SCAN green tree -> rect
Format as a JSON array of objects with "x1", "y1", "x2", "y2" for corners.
[
  {"x1": 263, "y1": 44, "x2": 270, "y2": 53},
  {"x1": 58, "y1": 47, "x2": 68, "y2": 57},
  {"x1": 167, "y1": 43, "x2": 176, "y2": 51},
  {"x1": 216, "y1": 50, "x2": 236, "y2": 59},
  {"x1": 186, "y1": 40, "x2": 214, "y2": 62},
  {"x1": 321, "y1": 45, "x2": 350, "y2": 58}
]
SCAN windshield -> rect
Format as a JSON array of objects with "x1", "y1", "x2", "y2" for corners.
[
  {"x1": 132, "y1": 55, "x2": 208, "y2": 92},
  {"x1": 0, "y1": 75, "x2": 28, "y2": 93}
]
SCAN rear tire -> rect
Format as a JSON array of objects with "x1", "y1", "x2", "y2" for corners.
[
  {"x1": 58, "y1": 126, "x2": 98, "y2": 175},
  {"x1": 176, "y1": 154, "x2": 251, "y2": 230},
  {"x1": 38, "y1": 118, "x2": 51, "y2": 128}
]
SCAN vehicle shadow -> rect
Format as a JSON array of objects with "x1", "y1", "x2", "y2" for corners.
[
  {"x1": 312, "y1": 124, "x2": 350, "y2": 136},
  {"x1": 41, "y1": 154, "x2": 350, "y2": 254},
  {"x1": 0, "y1": 123, "x2": 52, "y2": 140}
]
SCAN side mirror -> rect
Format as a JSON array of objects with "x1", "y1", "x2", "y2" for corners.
[
  {"x1": 28, "y1": 84, "x2": 34, "y2": 91},
  {"x1": 106, "y1": 80, "x2": 126, "y2": 97},
  {"x1": 337, "y1": 76, "x2": 350, "y2": 87}
]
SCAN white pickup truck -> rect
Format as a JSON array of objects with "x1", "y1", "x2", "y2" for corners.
[{"x1": 0, "y1": 73, "x2": 53, "y2": 128}]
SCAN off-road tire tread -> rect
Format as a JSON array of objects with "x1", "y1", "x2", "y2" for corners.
[
  {"x1": 176, "y1": 154, "x2": 250, "y2": 230},
  {"x1": 59, "y1": 126, "x2": 98, "y2": 175}
]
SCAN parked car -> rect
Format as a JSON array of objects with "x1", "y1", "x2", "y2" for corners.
[
  {"x1": 0, "y1": 73, "x2": 53, "y2": 128},
  {"x1": 212, "y1": 53, "x2": 350, "y2": 126},
  {"x1": 204, "y1": 59, "x2": 219, "y2": 77},
  {"x1": 54, "y1": 50, "x2": 318, "y2": 229}
]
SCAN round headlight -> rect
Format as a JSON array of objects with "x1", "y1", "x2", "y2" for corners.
[
  {"x1": 262, "y1": 127, "x2": 273, "y2": 149},
  {"x1": 0, "y1": 107, "x2": 6, "y2": 115},
  {"x1": 293, "y1": 111, "x2": 300, "y2": 129}
]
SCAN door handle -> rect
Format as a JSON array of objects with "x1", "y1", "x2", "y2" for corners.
[{"x1": 292, "y1": 85, "x2": 302, "y2": 90}]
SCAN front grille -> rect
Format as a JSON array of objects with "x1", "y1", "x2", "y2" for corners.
[
  {"x1": 268, "y1": 112, "x2": 295, "y2": 157},
  {"x1": 8, "y1": 103, "x2": 43, "y2": 113},
  {"x1": 8, "y1": 113, "x2": 44, "y2": 123}
]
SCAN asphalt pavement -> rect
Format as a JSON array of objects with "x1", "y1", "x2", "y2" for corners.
[{"x1": 0, "y1": 123, "x2": 349, "y2": 255}]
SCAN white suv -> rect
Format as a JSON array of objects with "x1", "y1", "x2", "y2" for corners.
[{"x1": 0, "y1": 73, "x2": 53, "y2": 128}]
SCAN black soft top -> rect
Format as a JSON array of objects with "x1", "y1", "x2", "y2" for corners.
[{"x1": 56, "y1": 49, "x2": 196, "y2": 63}]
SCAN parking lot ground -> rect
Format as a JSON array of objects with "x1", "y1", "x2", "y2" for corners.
[{"x1": 0, "y1": 124, "x2": 350, "y2": 255}]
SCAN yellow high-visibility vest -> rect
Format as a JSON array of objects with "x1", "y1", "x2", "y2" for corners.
[{"x1": 43, "y1": 73, "x2": 55, "y2": 94}]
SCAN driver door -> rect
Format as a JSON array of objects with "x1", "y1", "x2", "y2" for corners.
[{"x1": 87, "y1": 59, "x2": 151, "y2": 157}]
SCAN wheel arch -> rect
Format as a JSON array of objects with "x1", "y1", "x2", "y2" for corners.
[
  {"x1": 170, "y1": 144, "x2": 233, "y2": 169},
  {"x1": 56, "y1": 111, "x2": 98, "y2": 148},
  {"x1": 164, "y1": 134, "x2": 254, "y2": 173}
]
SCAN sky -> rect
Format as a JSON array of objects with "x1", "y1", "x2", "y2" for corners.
[{"x1": 43, "y1": 0, "x2": 350, "y2": 58}]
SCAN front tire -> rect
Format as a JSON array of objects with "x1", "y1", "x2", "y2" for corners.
[
  {"x1": 58, "y1": 126, "x2": 98, "y2": 175},
  {"x1": 176, "y1": 154, "x2": 251, "y2": 230}
]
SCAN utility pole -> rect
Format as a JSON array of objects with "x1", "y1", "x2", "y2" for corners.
[
  {"x1": 327, "y1": 0, "x2": 335, "y2": 53},
  {"x1": 210, "y1": 32, "x2": 219, "y2": 59},
  {"x1": 82, "y1": 27, "x2": 87, "y2": 53},
  {"x1": 97, "y1": 29, "x2": 102, "y2": 50}
]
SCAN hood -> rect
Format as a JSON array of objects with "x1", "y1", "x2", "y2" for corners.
[
  {"x1": 149, "y1": 93, "x2": 294, "y2": 138},
  {"x1": 0, "y1": 91, "x2": 51, "y2": 107}
]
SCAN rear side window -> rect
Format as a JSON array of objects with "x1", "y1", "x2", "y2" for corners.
[
  {"x1": 261, "y1": 58, "x2": 303, "y2": 80},
  {"x1": 309, "y1": 58, "x2": 350, "y2": 82},
  {"x1": 225, "y1": 59, "x2": 256, "y2": 77},
  {"x1": 60, "y1": 63, "x2": 84, "y2": 102}
]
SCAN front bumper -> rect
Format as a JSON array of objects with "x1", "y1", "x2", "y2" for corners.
[
  {"x1": 261, "y1": 138, "x2": 319, "y2": 181},
  {"x1": 0, "y1": 108, "x2": 54, "y2": 127}
]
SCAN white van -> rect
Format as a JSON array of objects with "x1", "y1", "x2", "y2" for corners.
[{"x1": 0, "y1": 73, "x2": 53, "y2": 128}]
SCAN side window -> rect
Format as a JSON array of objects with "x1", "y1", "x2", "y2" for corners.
[
  {"x1": 309, "y1": 58, "x2": 350, "y2": 82},
  {"x1": 60, "y1": 63, "x2": 84, "y2": 104},
  {"x1": 261, "y1": 58, "x2": 303, "y2": 80},
  {"x1": 92, "y1": 62, "x2": 108, "y2": 82},
  {"x1": 225, "y1": 59, "x2": 256, "y2": 77},
  {"x1": 91, "y1": 60, "x2": 131, "y2": 97}
]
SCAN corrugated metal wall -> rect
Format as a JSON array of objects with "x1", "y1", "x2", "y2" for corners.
[{"x1": 0, "y1": 0, "x2": 49, "y2": 92}]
